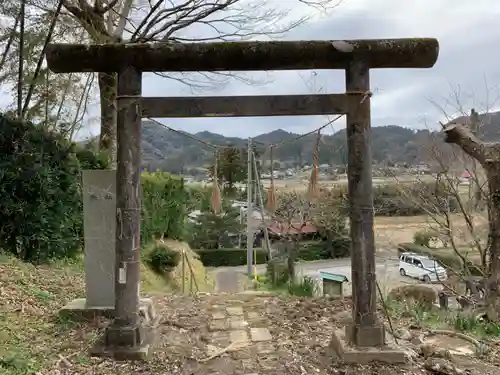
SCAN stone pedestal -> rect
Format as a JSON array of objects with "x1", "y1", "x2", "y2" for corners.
[
  {"x1": 91, "y1": 317, "x2": 158, "y2": 360},
  {"x1": 329, "y1": 323, "x2": 407, "y2": 364},
  {"x1": 346, "y1": 323, "x2": 386, "y2": 347},
  {"x1": 329, "y1": 327, "x2": 408, "y2": 364}
]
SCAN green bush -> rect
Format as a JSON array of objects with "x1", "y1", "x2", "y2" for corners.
[
  {"x1": 0, "y1": 114, "x2": 187, "y2": 262},
  {"x1": 297, "y1": 242, "x2": 327, "y2": 261},
  {"x1": 187, "y1": 205, "x2": 244, "y2": 250},
  {"x1": 287, "y1": 276, "x2": 317, "y2": 297},
  {"x1": 141, "y1": 171, "x2": 185, "y2": 244},
  {"x1": 184, "y1": 184, "x2": 211, "y2": 212},
  {"x1": 398, "y1": 243, "x2": 483, "y2": 276},
  {"x1": 75, "y1": 147, "x2": 109, "y2": 170},
  {"x1": 266, "y1": 258, "x2": 289, "y2": 286},
  {"x1": 413, "y1": 229, "x2": 439, "y2": 247},
  {"x1": 196, "y1": 248, "x2": 268, "y2": 267},
  {"x1": 0, "y1": 114, "x2": 97, "y2": 262},
  {"x1": 297, "y1": 237, "x2": 350, "y2": 261},
  {"x1": 146, "y1": 245, "x2": 180, "y2": 273}
]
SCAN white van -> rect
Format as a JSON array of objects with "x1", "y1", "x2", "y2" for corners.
[{"x1": 399, "y1": 252, "x2": 448, "y2": 283}]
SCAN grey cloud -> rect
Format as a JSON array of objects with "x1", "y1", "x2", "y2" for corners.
[{"x1": 81, "y1": 1, "x2": 500, "y2": 138}]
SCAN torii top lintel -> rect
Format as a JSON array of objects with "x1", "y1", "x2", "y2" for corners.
[{"x1": 45, "y1": 38, "x2": 438, "y2": 73}]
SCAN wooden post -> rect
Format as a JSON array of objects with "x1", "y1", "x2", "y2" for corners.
[
  {"x1": 105, "y1": 65, "x2": 144, "y2": 347},
  {"x1": 345, "y1": 61, "x2": 384, "y2": 347},
  {"x1": 246, "y1": 138, "x2": 254, "y2": 279}
]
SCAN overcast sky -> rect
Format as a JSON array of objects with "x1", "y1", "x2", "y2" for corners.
[
  {"x1": 139, "y1": 0, "x2": 500, "y2": 138},
  {"x1": 5, "y1": 0, "x2": 500, "y2": 139}
]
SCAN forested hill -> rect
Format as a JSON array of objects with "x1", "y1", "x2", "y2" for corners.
[{"x1": 140, "y1": 111, "x2": 500, "y2": 172}]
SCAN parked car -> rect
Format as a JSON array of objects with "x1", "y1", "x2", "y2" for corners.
[{"x1": 399, "y1": 252, "x2": 448, "y2": 283}]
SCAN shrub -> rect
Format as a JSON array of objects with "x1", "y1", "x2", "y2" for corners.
[
  {"x1": 0, "y1": 114, "x2": 93, "y2": 262},
  {"x1": 0, "y1": 115, "x2": 187, "y2": 262},
  {"x1": 185, "y1": 185, "x2": 211, "y2": 212},
  {"x1": 196, "y1": 248, "x2": 268, "y2": 267},
  {"x1": 296, "y1": 242, "x2": 327, "y2": 261},
  {"x1": 297, "y1": 237, "x2": 350, "y2": 261},
  {"x1": 141, "y1": 171, "x2": 185, "y2": 244},
  {"x1": 326, "y1": 236, "x2": 351, "y2": 258},
  {"x1": 287, "y1": 276, "x2": 317, "y2": 297},
  {"x1": 187, "y1": 205, "x2": 244, "y2": 250},
  {"x1": 387, "y1": 284, "x2": 437, "y2": 309},
  {"x1": 146, "y1": 244, "x2": 181, "y2": 273},
  {"x1": 266, "y1": 258, "x2": 289, "y2": 286},
  {"x1": 413, "y1": 230, "x2": 438, "y2": 247},
  {"x1": 75, "y1": 147, "x2": 109, "y2": 170}
]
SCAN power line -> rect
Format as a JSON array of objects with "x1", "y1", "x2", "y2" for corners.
[
  {"x1": 146, "y1": 117, "x2": 264, "y2": 151},
  {"x1": 146, "y1": 117, "x2": 229, "y2": 150},
  {"x1": 270, "y1": 115, "x2": 344, "y2": 149},
  {"x1": 147, "y1": 89, "x2": 372, "y2": 154}
]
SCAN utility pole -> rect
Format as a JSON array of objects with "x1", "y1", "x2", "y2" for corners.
[
  {"x1": 252, "y1": 151, "x2": 273, "y2": 259},
  {"x1": 246, "y1": 138, "x2": 253, "y2": 279}
]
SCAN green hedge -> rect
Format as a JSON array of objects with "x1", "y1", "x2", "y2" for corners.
[
  {"x1": 196, "y1": 237, "x2": 350, "y2": 267},
  {"x1": 0, "y1": 114, "x2": 108, "y2": 262},
  {"x1": 397, "y1": 243, "x2": 483, "y2": 276},
  {"x1": 0, "y1": 114, "x2": 187, "y2": 262},
  {"x1": 141, "y1": 171, "x2": 185, "y2": 244},
  {"x1": 196, "y1": 248, "x2": 268, "y2": 267},
  {"x1": 297, "y1": 238, "x2": 350, "y2": 261}
]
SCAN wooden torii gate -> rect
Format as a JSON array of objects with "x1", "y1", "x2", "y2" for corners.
[{"x1": 45, "y1": 38, "x2": 439, "y2": 359}]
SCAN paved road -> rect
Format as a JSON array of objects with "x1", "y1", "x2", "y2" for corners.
[
  {"x1": 215, "y1": 270, "x2": 242, "y2": 293},
  {"x1": 207, "y1": 254, "x2": 411, "y2": 296},
  {"x1": 208, "y1": 254, "x2": 399, "y2": 276}
]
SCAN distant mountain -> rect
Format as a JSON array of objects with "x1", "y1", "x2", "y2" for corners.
[{"x1": 141, "y1": 112, "x2": 500, "y2": 173}]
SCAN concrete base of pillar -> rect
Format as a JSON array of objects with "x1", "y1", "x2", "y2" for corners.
[
  {"x1": 90, "y1": 323, "x2": 158, "y2": 361},
  {"x1": 328, "y1": 326, "x2": 408, "y2": 364},
  {"x1": 59, "y1": 298, "x2": 156, "y2": 323},
  {"x1": 346, "y1": 322, "x2": 386, "y2": 347}
]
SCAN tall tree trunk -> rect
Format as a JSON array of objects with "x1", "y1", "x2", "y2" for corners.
[
  {"x1": 98, "y1": 72, "x2": 117, "y2": 168},
  {"x1": 443, "y1": 112, "x2": 500, "y2": 321},
  {"x1": 485, "y1": 162, "x2": 500, "y2": 320}
]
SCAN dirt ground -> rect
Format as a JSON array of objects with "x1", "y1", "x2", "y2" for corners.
[{"x1": 32, "y1": 292, "x2": 500, "y2": 375}]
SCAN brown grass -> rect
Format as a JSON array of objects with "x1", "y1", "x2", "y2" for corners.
[
  {"x1": 0, "y1": 241, "x2": 214, "y2": 375},
  {"x1": 374, "y1": 213, "x2": 489, "y2": 249},
  {"x1": 260, "y1": 175, "x2": 436, "y2": 192}
]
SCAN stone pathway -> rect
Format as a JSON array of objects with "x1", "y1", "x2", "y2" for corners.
[
  {"x1": 202, "y1": 292, "x2": 281, "y2": 375},
  {"x1": 215, "y1": 270, "x2": 244, "y2": 293}
]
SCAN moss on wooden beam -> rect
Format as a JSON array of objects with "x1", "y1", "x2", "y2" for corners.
[
  {"x1": 45, "y1": 38, "x2": 439, "y2": 73},
  {"x1": 141, "y1": 94, "x2": 350, "y2": 117}
]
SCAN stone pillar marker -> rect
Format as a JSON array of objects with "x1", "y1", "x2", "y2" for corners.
[
  {"x1": 59, "y1": 170, "x2": 117, "y2": 318},
  {"x1": 60, "y1": 169, "x2": 155, "y2": 328},
  {"x1": 82, "y1": 169, "x2": 116, "y2": 309}
]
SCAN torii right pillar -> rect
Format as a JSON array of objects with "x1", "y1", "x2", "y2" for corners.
[
  {"x1": 345, "y1": 60, "x2": 383, "y2": 347},
  {"x1": 330, "y1": 41, "x2": 439, "y2": 364}
]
